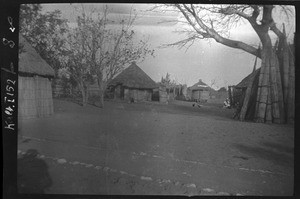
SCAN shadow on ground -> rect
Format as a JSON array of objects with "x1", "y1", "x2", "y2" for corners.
[
  {"x1": 261, "y1": 141, "x2": 294, "y2": 155},
  {"x1": 18, "y1": 149, "x2": 52, "y2": 194},
  {"x1": 232, "y1": 143, "x2": 294, "y2": 169}
]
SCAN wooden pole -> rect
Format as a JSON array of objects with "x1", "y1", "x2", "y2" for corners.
[
  {"x1": 252, "y1": 44, "x2": 260, "y2": 73},
  {"x1": 287, "y1": 44, "x2": 295, "y2": 123},
  {"x1": 240, "y1": 76, "x2": 256, "y2": 121}
]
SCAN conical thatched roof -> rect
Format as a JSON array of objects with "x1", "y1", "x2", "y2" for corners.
[
  {"x1": 188, "y1": 79, "x2": 211, "y2": 91},
  {"x1": 109, "y1": 62, "x2": 158, "y2": 89},
  {"x1": 236, "y1": 68, "x2": 261, "y2": 88},
  {"x1": 19, "y1": 34, "x2": 55, "y2": 77}
]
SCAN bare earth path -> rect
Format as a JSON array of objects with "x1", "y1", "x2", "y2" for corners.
[{"x1": 18, "y1": 99, "x2": 294, "y2": 196}]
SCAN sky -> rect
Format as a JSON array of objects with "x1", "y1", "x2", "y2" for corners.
[{"x1": 41, "y1": 3, "x2": 295, "y2": 89}]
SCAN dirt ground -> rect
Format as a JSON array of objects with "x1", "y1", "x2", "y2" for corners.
[{"x1": 17, "y1": 99, "x2": 294, "y2": 196}]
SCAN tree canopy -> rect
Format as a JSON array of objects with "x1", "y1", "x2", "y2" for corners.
[{"x1": 20, "y1": 4, "x2": 69, "y2": 73}]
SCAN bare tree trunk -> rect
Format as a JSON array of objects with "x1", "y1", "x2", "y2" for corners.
[
  {"x1": 80, "y1": 84, "x2": 86, "y2": 106},
  {"x1": 85, "y1": 87, "x2": 89, "y2": 105},
  {"x1": 78, "y1": 79, "x2": 88, "y2": 106},
  {"x1": 99, "y1": 90, "x2": 104, "y2": 107},
  {"x1": 97, "y1": 78, "x2": 105, "y2": 108}
]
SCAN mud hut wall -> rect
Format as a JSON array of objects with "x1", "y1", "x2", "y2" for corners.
[
  {"x1": 124, "y1": 88, "x2": 130, "y2": 101},
  {"x1": 18, "y1": 76, "x2": 54, "y2": 119},
  {"x1": 136, "y1": 89, "x2": 152, "y2": 102},
  {"x1": 137, "y1": 90, "x2": 144, "y2": 101},
  {"x1": 192, "y1": 90, "x2": 200, "y2": 100},
  {"x1": 123, "y1": 88, "x2": 152, "y2": 102},
  {"x1": 145, "y1": 90, "x2": 152, "y2": 101},
  {"x1": 201, "y1": 91, "x2": 210, "y2": 100}
]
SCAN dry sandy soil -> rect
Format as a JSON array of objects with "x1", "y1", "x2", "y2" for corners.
[{"x1": 17, "y1": 99, "x2": 294, "y2": 196}]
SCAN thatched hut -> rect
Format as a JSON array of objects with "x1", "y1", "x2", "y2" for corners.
[
  {"x1": 18, "y1": 35, "x2": 55, "y2": 119},
  {"x1": 108, "y1": 62, "x2": 158, "y2": 102},
  {"x1": 188, "y1": 79, "x2": 211, "y2": 102}
]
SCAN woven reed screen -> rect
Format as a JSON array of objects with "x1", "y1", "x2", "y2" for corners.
[{"x1": 18, "y1": 76, "x2": 54, "y2": 119}]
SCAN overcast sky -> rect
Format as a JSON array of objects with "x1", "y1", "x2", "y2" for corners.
[{"x1": 41, "y1": 3, "x2": 295, "y2": 89}]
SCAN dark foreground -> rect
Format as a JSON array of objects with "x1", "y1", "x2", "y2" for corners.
[{"x1": 18, "y1": 99, "x2": 294, "y2": 196}]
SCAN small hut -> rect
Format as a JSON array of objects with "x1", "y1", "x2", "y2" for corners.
[
  {"x1": 108, "y1": 62, "x2": 158, "y2": 102},
  {"x1": 188, "y1": 79, "x2": 211, "y2": 102},
  {"x1": 18, "y1": 35, "x2": 55, "y2": 119}
]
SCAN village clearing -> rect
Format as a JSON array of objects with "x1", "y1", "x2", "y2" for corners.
[{"x1": 17, "y1": 99, "x2": 294, "y2": 196}]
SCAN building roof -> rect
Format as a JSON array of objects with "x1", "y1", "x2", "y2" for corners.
[
  {"x1": 109, "y1": 62, "x2": 158, "y2": 89},
  {"x1": 236, "y1": 68, "x2": 261, "y2": 88},
  {"x1": 188, "y1": 79, "x2": 211, "y2": 91},
  {"x1": 19, "y1": 34, "x2": 55, "y2": 77}
]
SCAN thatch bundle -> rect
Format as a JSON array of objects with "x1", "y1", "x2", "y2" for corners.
[{"x1": 232, "y1": 40, "x2": 294, "y2": 123}]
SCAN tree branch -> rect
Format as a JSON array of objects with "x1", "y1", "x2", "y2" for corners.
[
  {"x1": 219, "y1": 6, "x2": 251, "y2": 19},
  {"x1": 270, "y1": 22, "x2": 285, "y2": 38},
  {"x1": 177, "y1": 4, "x2": 261, "y2": 58}
]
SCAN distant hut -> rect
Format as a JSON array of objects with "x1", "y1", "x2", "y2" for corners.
[
  {"x1": 108, "y1": 62, "x2": 158, "y2": 102},
  {"x1": 18, "y1": 35, "x2": 55, "y2": 119},
  {"x1": 188, "y1": 79, "x2": 211, "y2": 102}
]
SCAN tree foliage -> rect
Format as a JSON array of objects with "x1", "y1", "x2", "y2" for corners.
[
  {"x1": 20, "y1": 4, "x2": 69, "y2": 73},
  {"x1": 160, "y1": 73, "x2": 177, "y2": 88}
]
